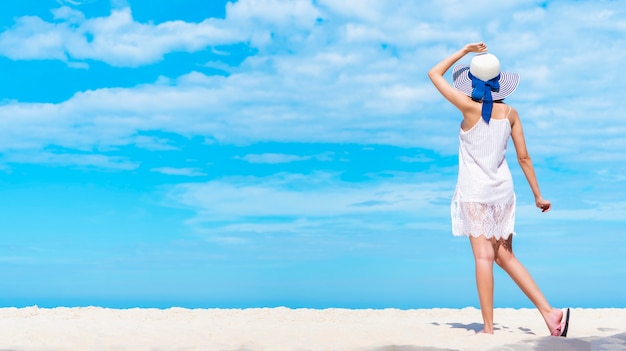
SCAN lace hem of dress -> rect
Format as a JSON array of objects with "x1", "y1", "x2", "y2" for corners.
[{"x1": 451, "y1": 198, "x2": 515, "y2": 240}]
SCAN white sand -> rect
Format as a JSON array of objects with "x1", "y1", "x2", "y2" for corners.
[{"x1": 0, "y1": 306, "x2": 624, "y2": 350}]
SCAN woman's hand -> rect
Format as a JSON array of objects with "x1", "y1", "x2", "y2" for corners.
[
  {"x1": 464, "y1": 42, "x2": 488, "y2": 54},
  {"x1": 536, "y1": 197, "x2": 552, "y2": 213}
]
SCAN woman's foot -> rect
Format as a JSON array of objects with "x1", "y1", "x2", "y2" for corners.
[
  {"x1": 477, "y1": 324, "x2": 494, "y2": 334},
  {"x1": 546, "y1": 308, "x2": 563, "y2": 333},
  {"x1": 548, "y1": 308, "x2": 570, "y2": 337}
]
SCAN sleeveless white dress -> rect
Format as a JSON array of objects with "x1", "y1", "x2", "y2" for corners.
[{"x1": 451, "y1": 112, "x2": 516, "y2": 240}]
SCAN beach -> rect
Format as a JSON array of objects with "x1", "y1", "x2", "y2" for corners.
[{"x1": 0, "y1": 307, "x2": 624, "y2": 350}]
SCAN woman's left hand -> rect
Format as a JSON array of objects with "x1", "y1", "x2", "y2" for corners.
[{"x1": 536, "y1": 197, "x2": 552, "y2": 212}]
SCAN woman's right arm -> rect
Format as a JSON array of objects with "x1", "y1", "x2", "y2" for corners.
[
  {"x1": 427, "y1": 42, "x2": 487, "y2": 111},
  {"x1": 509, "y1": 110, "x2": 552, "y2": 212}
]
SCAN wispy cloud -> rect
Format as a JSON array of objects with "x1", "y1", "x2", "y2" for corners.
[
  {"x1": 151, "y1": 167, "x2": 207, "y2": 177},
  {"x1": 164, "y1": 172, "x2": 452, "y2": 234},
  {"x1": 2, "y1": 151, "x2": 138, "y2": 170},
  {"x1": 56, "y1": 0, "x2": 98, "y2": 5},
  {"x1": 237, "y1": 152, "x2": 332, "y2": 164},
  {"x1": 546, "y1": 201, "x2": 626, "y2": 222}
]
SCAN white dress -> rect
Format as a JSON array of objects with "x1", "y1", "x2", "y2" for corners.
[{"x1": 451, "y1": 113, "x2": 516, "y2": 240}]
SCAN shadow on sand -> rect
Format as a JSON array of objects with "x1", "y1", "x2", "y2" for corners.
[
  {"x1": 491, "y1": 331, "x2": 626, "y2": 351},
  {"x1": 445, "y1": 322, "x2": 483, "y2": 333},
  {"x1": 367, "y1": 332, "x2": 626, "y2": 351},
  {"x1": 444, "y1": 321, "x2": 536, "y2": 335},
  {"x1": 369, "y1": 346, "x2": 458, "y2": 351}
]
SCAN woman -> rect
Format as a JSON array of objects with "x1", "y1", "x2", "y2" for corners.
[{"x1": 427, "y1": 42, "x2": 570, "y2": 336}]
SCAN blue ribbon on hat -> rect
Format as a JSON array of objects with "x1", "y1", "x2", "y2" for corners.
[{"x1": 469, "y1": 71, "x2": 500, "y2": 123}]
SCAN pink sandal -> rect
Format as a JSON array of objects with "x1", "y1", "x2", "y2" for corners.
[{"x1": 551, "y1": 308, "x2": 570, "y2": 337}]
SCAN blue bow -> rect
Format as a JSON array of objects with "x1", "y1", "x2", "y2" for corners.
[{"x1": 469, "y1": 72, "x2": 500, "y2": 123}]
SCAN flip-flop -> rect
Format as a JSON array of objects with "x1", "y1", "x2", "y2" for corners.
[
  {"x1": 561, "y1": 308, "x2": 570, "y2": 337},
  {"x1": 551, "y1": 308, "x2": 570, "y2": 337}
]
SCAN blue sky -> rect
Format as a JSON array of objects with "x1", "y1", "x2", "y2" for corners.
[{"x1": 0, "y1": 0, "x2": 624, "y2": 309}]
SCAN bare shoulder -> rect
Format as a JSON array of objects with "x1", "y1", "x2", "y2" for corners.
[{"x1": 507, "y1": 104, "x2": 520, "y2": 126}]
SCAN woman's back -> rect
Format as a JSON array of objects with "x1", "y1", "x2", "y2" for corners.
[
  {"x1": 452, "y1": 103, "x2": 516, "y2": 239},
  {"x1": 456, "y1": 106, "x2": 514, "y2": 204}
]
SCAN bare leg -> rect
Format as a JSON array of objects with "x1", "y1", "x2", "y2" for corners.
[
  {"x1": 494, "y1": 236, "x2": 564, "y2": 334},
  {"x1": 469, "y1": 235, "x2": 496, "y2": 334}
]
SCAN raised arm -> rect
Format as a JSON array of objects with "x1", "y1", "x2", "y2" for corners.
[
  {"x1": 509, "y1": 110, "x2": 552, "y2": 212},
  {"x1": 427, "y1": 42, "x2": 488, "y2": 111}
]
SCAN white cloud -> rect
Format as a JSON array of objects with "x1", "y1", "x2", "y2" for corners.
[
  {"x1": 237, "y1": 153, "x2": 332, "y2": 164},
  {"x1": 397, "y1": 155, "x2": 433, "y2": 163},
  {"x1": 238, "y1": 153, "x2": 310, "y2": 164},
  {"x1": 0, "y1": 16, "x2": 69, "y2": 61},
  {"x1": 151, "y1": 167, "x2": 207, "y2": 177},
  {"x1": 517, "y1": 200, "x2": 626, "y2": 223},
  {"x1": 225, "y1": 0, "x2": 320, "y2": 28},
  {"x1": 0, "y1": 0, "x2": 624, "y2": 176},
  {"x1": 133, "y1": 135, "x2": 179, "y2": 151},
  {"x1": 317, "y1": 0, "x2": 386, "y2": 22},
  {"x1": 0, "y1": 0, "x2": 322, "y2": 67},
  {"x1": 0, "y1": 62, "x2": 451, "y2": 155},
  {"x1": 550, "y1": 202, "x2": 626, "y2": 222},
  {"x1": 0, "y1": 7, "x2": 245, "y2": 67},
  {"x1": 164, "y1": 172, "x2": 452, "y2": 237},
  {"x1": 57, "y1": 0, "x2": 97, "y2": 5},
  {"x1": 2, "y1": 151, "x2": 138, "y2": 170}
]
